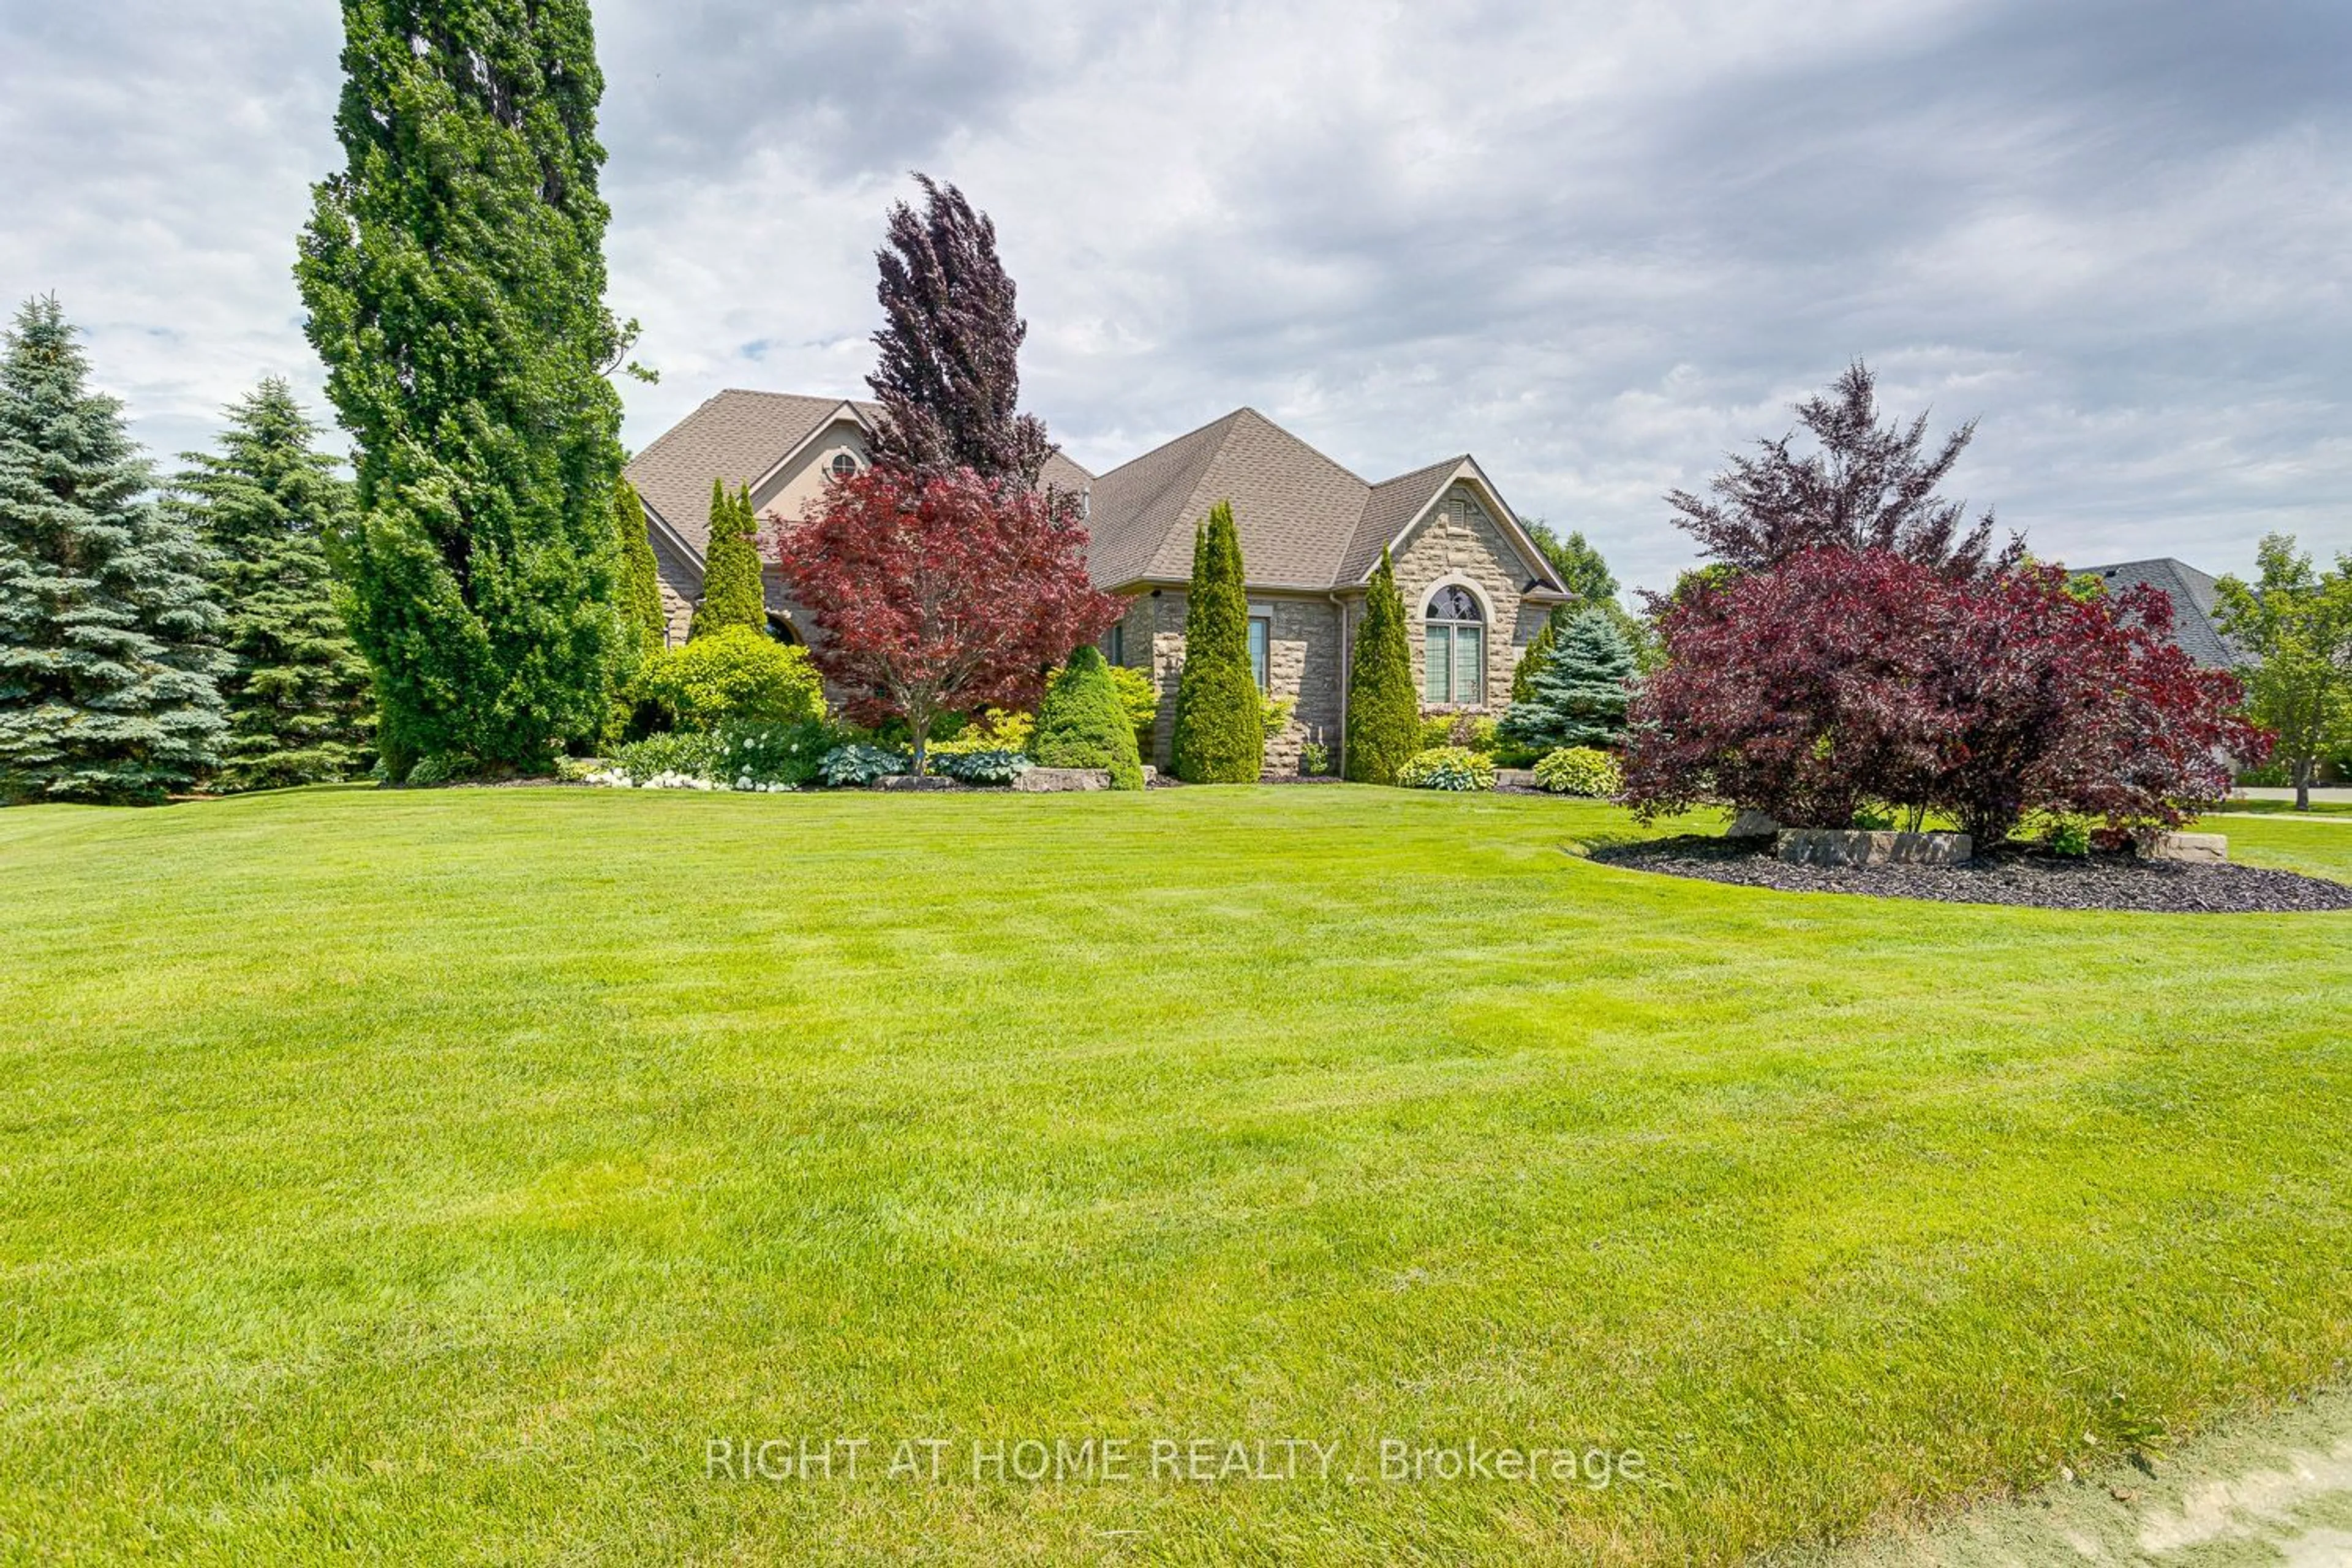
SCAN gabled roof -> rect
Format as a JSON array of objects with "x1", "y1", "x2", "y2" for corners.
[
  {"x1": 1083, "y1": 407, "x2": 1567, "y2": 596},
  {"x1": 2076, "y1": 557, "x2": 2245, "y2": 668},
  {"x1": 624, "y1": 388, "x2": 1093, "y2": 562}
]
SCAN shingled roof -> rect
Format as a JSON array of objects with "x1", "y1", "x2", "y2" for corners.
[
  {"x1": 1082, "y1": 407, "x2": 1566, "y2": 595},
  {"x1": 2075, "y1": 557, "x2": 2245, "y2": 668},
  {"x1": 624, "y1": 389, "x2": 1093, "y2": 561}
]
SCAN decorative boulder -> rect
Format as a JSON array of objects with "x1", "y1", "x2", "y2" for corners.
[
  {"x1": 2143, "y1": 831, "x2": 2226, "y2": 864},
  {"x1": 1776, "y1": 829, "x2": 1973, "y2": 867},
  {"x1": 877, "y1": 774, "x2": 957, "y2": 792},
  {"x1": 1726, "y1": 809, "x2": 1781, "y2": 840},
  {"x1": 1014, "y1": 767, "x2": 1113, "y2": 793}
]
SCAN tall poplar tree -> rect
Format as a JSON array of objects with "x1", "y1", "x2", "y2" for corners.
[
  {"x1": 297, "y1": 0, "x2": 632, "y2": 777},
  {"x1": 0, "y1": 296, "x2": 227, "y2": 804},
  {"x1": 170, "y1": 379, "x2": 375, "y2": 790},
  {"x1": 866, "y1": 174, "x2": 1056, "y2": 489},
  {"x1": 1343, "y1": 548, "x2": 1419, "y2": 785},
  {"x1": 1169, "y1": 501, "x2": 1262, "y2": 783}
]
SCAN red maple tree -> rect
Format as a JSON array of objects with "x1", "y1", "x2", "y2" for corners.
[
  {"x1": 1623, "y1": 549, "x2": 2267, "y2": 843},
  {"x1": 768, "y1": 466, "x2": 1122, "y2": 775}
]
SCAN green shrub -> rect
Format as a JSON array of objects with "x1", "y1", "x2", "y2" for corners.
[
  {"x1": 1395, "y1": 746, "x2": 1495, "y2": 791},
  {"x1": 2234, "y1": 763, "x2": 2293, "y2": 787},
  {"x1": 1345, "y1": 549, "x2": 1420, "y2": 785},
  {"x1": 1108, "y1": 665, "x2": 1159, "y2": 758},
  {"x1": 1417, "y1": 714, "x2": 1455, "y2": 752},
  {"x1": 1498, "y1": 605, "x2": 1638, "y2": 755},
  {"x1": 1170, "y1": 502, "x2": 1264, "y2": 783},
  {"x1": 930, "y1": 709, "x2": 1035, "y2": 758},
  {"x1": 930, "y1": 749, "x2": 1032, "y2": 785},
  {"x1": 1533, "y1": 746, "x2": 1623, "y2": 797},
  {"x1": 1300, "y1": 740, "x2": 1332, "y2": 777},
  {"x1": 2037, "y1": 812, "x2": 2094, "y2": 856},
  {"x1": 716, "y1": 717, "x2": 840, "y2": 788},
  {"x1": 401, "y1": 753, "x2": 476, "y2": 788},
  {"x1": 609, "y1": 731, "x2": 723, "y2": 785},
  {"x1": 1033, "y1": 644, "x2": 1144, "y2": 790},
  {"x1": 638, "y1": 626, "x2": 824, "y2": 732},
  {"x1": 817, "y1": 744, "x2": 907, "y2": 788},
  {"x1": 1420, "y1": 712, "x2": 1498, "y2": 753}
]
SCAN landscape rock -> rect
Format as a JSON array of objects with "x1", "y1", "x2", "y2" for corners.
[
  {"x1": 1013, "y1": 767, "x2": 1112, "y2": 793},
  {"x1": 2144, "y1": 832, "x2": 2228, "y2": 864},
  {"x1": 1776, "y1": 829, "x2": 1973, "y2": 867},
  {"x1": 1726, "y1": 809, "x2": 1781, "y2": 839},
  {"x1": 1494, "y1": 768, "x2": 1539, "y2": 790},
  {"x1": 876, "y1": 775, "x2": 956, "y2": 791}
]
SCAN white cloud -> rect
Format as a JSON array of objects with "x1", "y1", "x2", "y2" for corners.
[{"x1": 4, "y1": 0, "x2": 2348, "y2": 593}]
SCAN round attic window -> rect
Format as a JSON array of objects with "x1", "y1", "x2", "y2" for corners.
[{"x1": 831, "y1": 453, "x2": 858, "y2": 478}]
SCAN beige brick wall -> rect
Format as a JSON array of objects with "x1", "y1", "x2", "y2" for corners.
[{"x1": 1390, "y1": 485, "x2": 1547, "y2": 715}]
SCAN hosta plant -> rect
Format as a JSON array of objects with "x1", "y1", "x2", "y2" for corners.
[
  {"x1": 1395, "y1": 746, "x2": 1496, "y2": 791},
  {"x1": 817, "y1": 744, "x2": 910, "y2": 788},
  {"x1": 1534, "y1": 747, "x2": 1623, "y2": 797}
]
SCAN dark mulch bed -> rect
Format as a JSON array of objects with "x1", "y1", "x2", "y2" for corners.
[{"x1": 1589, "y1": 835, "x2": 2352, "y2": 914}]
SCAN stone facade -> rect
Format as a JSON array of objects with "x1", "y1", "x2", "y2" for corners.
[
  {"x1": 1389, "y1": 485, "x2": 1550, "y2": 717},
  {"x1": 1105, "y1": 485, "x2": 1545, "y2": 776},
  {"x1": 1109, "y1": 590, "x2": 1344, "y2": 776}
]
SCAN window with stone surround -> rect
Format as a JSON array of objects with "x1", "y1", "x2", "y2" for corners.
[
  {"x1": 1248, "y1": 614, "x2": 1272, "y2": 693},
  {"x1": 1423, "y1": 584, "x2": 1484, "y2": 705}
]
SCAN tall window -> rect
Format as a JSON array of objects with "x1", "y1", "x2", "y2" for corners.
[
  {"x1": 1106, "y1": 622, "x2": 1124, "y2": 666},
  {"x1": 1248, "y1": 614, "x2": 1272, "y2": 693},
  {"x1": 1424, "y1": 586, "x2": 1484, "y2": 705}
]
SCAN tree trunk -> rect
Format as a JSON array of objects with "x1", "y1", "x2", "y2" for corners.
[{"x1": 2296, "y1": 755, "x2": 2314, "y2": 812}]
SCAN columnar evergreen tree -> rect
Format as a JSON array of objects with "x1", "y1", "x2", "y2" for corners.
[
  {"x1": 1169, "y1": 501, "x2": 1262, "y2": 783},
  {"x1": 0, "y1": 296, "x2": 227, "y2": 804},
  {"x1": 1498, "y1": 604, "x2": 1638, "y2": 754},
  {"x1": 297, "y1": 0, "x2": 632, "y2": 777},
  {"x1": 1033, "y1": 644, "x2": 1144, "y2": 790},
  {"x1": 614, "y1": 477, "x2": 666, "y2": 656},
  {"x1": 169, "y1": 378, "x2": 375, "y2": 790},
  {"x1": 865, "y1": 175, "x2": 1055, "y2": 489},
  {"x1": 1343, "y1": 548, "x2": 1419, "y2": 785},
  {"x1": 1509, "y1": 617, "x2": 1556, "y2": 704},
  {"x1": 691, "y1": 481, "x2": 764, "y2": 638}
]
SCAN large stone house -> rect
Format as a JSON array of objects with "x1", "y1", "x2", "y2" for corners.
[{"x1": 624, "y1": 392, "x2": 1571, "y2": 774}]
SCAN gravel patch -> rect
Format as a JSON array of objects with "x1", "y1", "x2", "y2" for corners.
[{"x1": 1590, "y1": 835, "x2": 2352, "y2": 914}]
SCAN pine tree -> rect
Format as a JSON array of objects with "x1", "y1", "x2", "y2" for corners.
[
  {"x1": 866, "y1": 175, "x2": 1055, "y2": 489},
  {"x1": 1343, "y1": 548, "x2": 1419, "y2": 785},
  {"x1": 297, "y1": 0, "x2": 631, "y2": 778},
  {"x1": 1033, "y1": 644, "x2": 1143, "y2": 790},
  {"x1": 169, "y1": 378, "x2": 374, "y2": 790},
  {"x1": 1169, "y1": 500, "x2": 1262, "y2": 783},
  {"x1": 0, "y1": 296, "x2": 227, "y2": 804},
  {"x1": 691, "y1": 481, "x2": 764, "y2": 638},
  {"x1": 1498, "y1": 604, "x2": 1638, "y2": 754},
  {"x1": 614, "y1": 477, "x2": 666, "y2": 657}
]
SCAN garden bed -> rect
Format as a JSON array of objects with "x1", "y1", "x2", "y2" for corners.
[{"x1": 1591, "y1": 834, "x2": 2352, "y2": 914}]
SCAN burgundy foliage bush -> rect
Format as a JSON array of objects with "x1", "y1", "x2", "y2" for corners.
[
  {"x1": 769, "y1": 466, "x2": 1121, "y2": 774},
  {"x1": 1622, "y1": 549, "x2": 2268, "y2": 843}
]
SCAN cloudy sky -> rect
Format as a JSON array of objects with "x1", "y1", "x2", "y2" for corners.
[{"x1": 4, "y1": 0, "x2": 2347, "y2": 595}]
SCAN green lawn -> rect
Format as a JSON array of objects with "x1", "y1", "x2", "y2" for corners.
[{"x1": 2, "y1": 786, "x2": 2349, "y2": 1565}]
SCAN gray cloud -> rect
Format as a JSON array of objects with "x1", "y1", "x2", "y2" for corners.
[{"x1": 4, "y1": 0, "x2": 2347, "y2": 593}]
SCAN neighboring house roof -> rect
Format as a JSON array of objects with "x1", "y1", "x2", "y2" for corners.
[
  {"x1": 1082, "y1": 406, "x2": 1568, "y2": 597},
  {"x1": 2075, "y1": 557, "x2": 2245, "y2": 668},
  {"x1": 623, "y1": 388, "x2": 1093, "y2": 562}
]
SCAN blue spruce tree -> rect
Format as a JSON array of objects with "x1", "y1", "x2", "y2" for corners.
[{"x1": 0, "y1": 297, "x2": 227, "y2": 804}]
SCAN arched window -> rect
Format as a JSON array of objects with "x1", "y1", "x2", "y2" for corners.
[{"x1": 1424, "y1": 585, "x2": 1485, "y2": 705}]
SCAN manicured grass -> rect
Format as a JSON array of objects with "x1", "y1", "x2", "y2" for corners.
[{"x1": 2, "y1": 786, "x2": 2349, "y2": 1564}]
